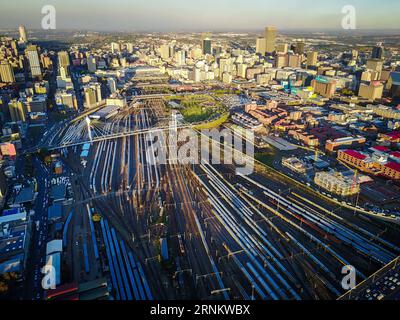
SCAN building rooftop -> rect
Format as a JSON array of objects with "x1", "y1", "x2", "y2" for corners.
[
  {"x1": 371, "y1": 145, "x2": 389, "y2": 153},
  {"x1": 0, "y1": 225, "x2": 27, "y2": 257},
  {"x1": 14, "y1": 186, "x2": 35, "y2": 204},
  {"x1": 48, "y1": 203, "x2": 62, "y2": 221},
  {"x1": 50, "y1": 184, "x2": 67, "y2": 201},
  {"x1": 390, "y1": 151, "x2": 400, "y2": 159},
  {"x1": 0, "y1": 254, "x2": 23, "y2": 275},
  {"x1": 385, "y1": 162, "x2": 400, "y2": 173},
  {"x1": 343, "y1": 149, "x2": 367, "y2": 160},
  {"x1": 46, "y1": 239, "x2": 63, "y2": 255}
]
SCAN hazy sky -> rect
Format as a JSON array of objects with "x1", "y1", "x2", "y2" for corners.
[{"x1": 1, "y1": 0, "x2": 400, "y2": 31}]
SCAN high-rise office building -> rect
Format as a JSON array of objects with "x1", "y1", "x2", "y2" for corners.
[
  {"x1": 307, "y1": 51, "x2": 318, "y2": 67},
  {"x1": 126, "y1": 43, "x2": 134, "y2": 54},
  {"x1": 58, "y1": 51, "x2": 70, "y2": 75},
  {"x1": 159, "y1": 45, "x2": 170, "y2": 59},
  {"x1": 202, "y1": 38, "x2": 212, "y2": 55},
  {"x1": 264, "y1": 26, "x2": 277, "y2": 54},
  {"x1": 275, "y1": 54, "x2": 288, "y2": 68},
  {"x1": 358, "y1": 81, "x2": 384, "y2": 100},
  {"x1": 107, "y1": 78, "x2": 117, "y2": 94},
  {"x1": 288, "y1": 54, "x2": 302, "y2": 68},
  {"x1": 276, "y1": 43, "x2": 288, "y2": 54},
  {"x1": 295, "y1": 41, "x2": 305, "y2": 55},
  {"x1": 111, "y1": 42, "x2": 121, "y2": 54},
  {"x1": 84, "y1": 83, "x2": 102, "y2": 108},
  {"x1": 55, "y1": 90, "x2": 77, "y2": 110},
  {"x1": 19, "y1": 25, "x2": 28, "y2": 43},
  {"x1": 84, "y1": 87, "x2": 98, "y2": 109},
  {"x1": 8, "y1": 100, "x2": 27, "y2": 122},
  {"x1": 201, "y1": 32, "x2": 212, "y2": 51},
  {"x1": 366, "y1": 58, "x2": 384, "y2": 74},
  {"x1": 25, "y1": 45, "x2": 42, "y2": 78},
  {"x1": 87, "y1": 55, "x2": 97, "y2": 73},
  {"x1": 256, "y1": 37, "x2": 266, "y2": 55},
  {"x1": 311, "y1": 76, "x2": 337, "y2": 98},
  {"x1": 0, "y1": 60, "x2": 15, "y2": 83},
  {"x1": 371, "y1": 43, "x2": 384, "y2": 60}
]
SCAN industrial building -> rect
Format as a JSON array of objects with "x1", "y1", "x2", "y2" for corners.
[{"x1": 314, "y1": 171, "x2": 360, "y2": 196}]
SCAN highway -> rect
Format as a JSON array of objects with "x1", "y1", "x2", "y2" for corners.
[{"x1": 24, "y1": 157, "x2": 51, "y2": 300}]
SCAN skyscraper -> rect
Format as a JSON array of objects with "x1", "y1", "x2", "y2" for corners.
[
  {"x1": 371, "y1": 43, "x2": 384, "y2": 60},
  {"x1": 19, "y1": 25, "x2": 28, "y2": 43},
  {"x1": 8, "y1": 100, "x2": 27, "y2": 122},
  {"x1": 0, "y1": 60, "x2": 15, "y2": 83},
  {"x1": 288, "y1": 53, "x2": 302, "y2": 68},
  {"x1": 84, "y1": 83, "x2": 102, "y2": 108},
  {"x1": 111, "y1": 42, "x2": 121, "y2": 54},
  {"x1": 311, "y1": 77, "x2": 337, "y2": 98},
  {"x1": 276, "y1": 43, "x2": 288, "y2": 54},
  {"x1": 295, "y1": 40, "x2": 305, "y2": 55},
  {"x1": 264, "y1": 26, "x2": 277, "y2": 54},
  {"x1": 200, "y1": 32, "x2": 212, "y2": 51},
  {"x1": 256, "y1": 37, "x2": 266, "y2": 55},
  {"x1": 307, "y1": 51, "x2": 318, "y2": 67},
  {"x1": 25, "y1": 45, "x2": 42, "y2": 78},
  {"x1": 87, "y1": 55, "x2": 97, "y2": 73},
  {"x1": 159, "y1": 45, "x2": 170, "y2": 59},
  {"x1": 126, "y1": 43, "x2": 134, "y2": 54},
  {"x1": 202, "y1": 38, "x2": 212, "y2": 55},
  {"x1": 58, "y1": 51, "x2": 71, "y2": 75},
  {"x1": 107, "y1": 78, "x2": 117, "y2": 94}
]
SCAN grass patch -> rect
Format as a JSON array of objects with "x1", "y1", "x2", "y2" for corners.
[
  {"x1": 255, "y1": 152, "x2": 275, "y2": 167},
  {"x1": 194, "y1": 112, "x2": 230, "y2": 130},
  {"x1": 181, "y1": 105, "x2": 214, "y2": 123}
]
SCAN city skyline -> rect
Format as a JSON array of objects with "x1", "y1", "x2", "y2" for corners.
[
  {"x1": 1, "y1": 0, "x2": 400, "y2": 306},
  {"x1": 1, "y1": 0, "x2": 400, "y2": 31}
]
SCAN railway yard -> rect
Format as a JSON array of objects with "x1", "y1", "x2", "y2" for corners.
[{"x1": 56, "y1": 98, "x2": 400, "y2": 300}]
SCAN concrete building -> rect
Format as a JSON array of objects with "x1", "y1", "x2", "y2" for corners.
[
  {"x1": 0, "y1": 60, "x2": 15, "y2": 83},
  {"x1": 358, "y1": 81, "x2": 384, "y2": 100},
  {"x1": 8, "y1": 100, "x2": 27, "y2": 122},
  {"x1": 87, "y1": 55, "x2": 97, "y2": 73},
  {"x1": 311, "y1": 76, "x2": 337, "y2": 98},
  {"x1": 256, "y1": 37, "x2": 266, "y2": 55},
  {"x1": 55, "y1": 90, "x2": 77, "y2": 110},
  {"x1": 366, "y1": 58, "x2": 383, "y2": 74},
  {"x1": 325, "y1": 136, "x2": 366, "y2": 152},
  {"x1": 25, "y1": 45, "x2": 42, "y2": 78},
  {"x1": 307, "y1": 51, "x2": 318, "y2": 67},
  {"x1": 202, "y1": 38, "x2": 212, "y2": 55},
  {"x1": 282, "y1": 157, "x2": 307, "y2": 174},
  {"x1": 264, "y1": 26, "x2": 277, "y2": 54},
  {"x1": 58, "y1": 51, "x2": 70, "y2": 76},
  {"x1": 314, "y1": 171, "x2": 360, "y2": 196},
  {"x1": 19, "y1": 25, "x2": 28, "y2": 43},
  {"x1": 84, "y1": 83, "x2": 102, "y2": 108}
]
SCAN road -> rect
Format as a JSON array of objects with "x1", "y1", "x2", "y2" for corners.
[{"x1": 24, "y1": 157, "x2": 51, "y2": 300}]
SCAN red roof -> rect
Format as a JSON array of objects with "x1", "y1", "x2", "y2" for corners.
[
  {"x1": 385, "y1": 162, "x2": 400, "y2": 173},
  {"x1": 45, "y1": 282, "x2": 78, "y2": 300},
  {"x1": 385, "y1": 132, "x2": 400, "y2": 140},
  {"x1": 343, "y1": 149, "x2": 367, "y2": 160},
  {"x1": 372, "y1": 146, "x2": 389, "y2": 152},
  {"x1": 390, "y1": 151, "x2": 400, "y2": 159}
]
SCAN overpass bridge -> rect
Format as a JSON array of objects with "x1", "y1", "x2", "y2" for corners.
[{"x1": 26, "y1": 108, "x2": 190, "y2": 153}]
